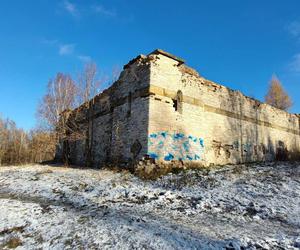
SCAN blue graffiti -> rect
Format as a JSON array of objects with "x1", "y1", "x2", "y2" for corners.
[
  {"x1": 164, "y1": 153, "x2": 174, "y2": 161},
  {"x1": 148, "y1": 131, "x2": 205, "y2": 162},
  {"x1": 160, "y1": 132, "x2": 168, "y2": 138},
  {"x1": 183, "y1": 141, "x2": 190, "y2": 152},
  {"x1": 173, "y1": 133, "x2": 185, "y2": 140},
  {"x1": 233, "y1": 141, "x2": 239, "y2": 150},
  {"x1": 188, "y1": 135, "x2": 198, "y2": 143},
  {"x1": 150, "y1": 133, "x2": 157, "y2": 138},
  {"x1": 199, "y1": 138, "x2": 204, "y2": 147},
  {"x1": 158, "y1": 141, "x2": 164, "y2": 148},
  {"x1": 148, "y1": 153, "x2": 159, "y2": 159},
  {"x1": 186, "y1": 155, "x2": 193, "y2": 160}
]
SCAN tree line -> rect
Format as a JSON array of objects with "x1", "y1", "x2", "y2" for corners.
[
  {"x1": 0, "y1": 64, "x2": 292, "y2": 166},
  {"x1": 0, "y1": 62, "x2": 117, "y2": 166},
  {"x1": 0, "y1": 118, "x2": 55, "y2": 165}
]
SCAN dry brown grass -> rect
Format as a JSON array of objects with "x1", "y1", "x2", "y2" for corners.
[{"x1": 134, "y1": 161, "x2": 209, "y2": 180}]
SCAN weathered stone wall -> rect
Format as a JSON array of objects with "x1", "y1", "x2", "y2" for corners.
[
  {"x1": 66, "y1": 55, "x2": 151, "y2": 166},
  {"x1": 61, "y1": 49, "x2": 300, "y2": 167},
  {"x1": 147, "y1": 52, "x2": 300, "y2": 166}
]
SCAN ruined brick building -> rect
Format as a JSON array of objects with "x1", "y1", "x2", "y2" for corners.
[{"x1": 57, "y1": 49, "x2": 300, "y2": 167}]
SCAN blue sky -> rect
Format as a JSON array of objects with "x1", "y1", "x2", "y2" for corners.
[{"x1": 1, "y1": 0, "x2": 300, "y2": 130}]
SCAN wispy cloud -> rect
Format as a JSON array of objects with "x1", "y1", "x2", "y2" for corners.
[
  {"x1": 59, "y1": 44, "x2": 75, "y2": 55},
  {"x1": 78, "y1": 55, "x2": 92, "y2": 62},
  {"x1": 63, "y1": 0, "x2": 78, "y2": 16},
  {"x1": 92, "y1": 5, "x2": 116, "y2": 17},
  {"x1": 285, "y1": 21, "x2": 300, "y2": 74},
  {"x1": 287, "y1": 21, "x2": 300, "y2": 38},
  {"x1": 60, "y1": 2, "x2": 118, "y2": 19},
  {"x1": 289, "y1": 53, "x2": 300, "y2": 73},
  {"x1": 42, "y1": 38, "x2": 90, "y2": 61}
]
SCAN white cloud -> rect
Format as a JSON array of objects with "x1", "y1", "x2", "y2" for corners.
[
  {"x1": 93, "y1": 5, "x2": 116, "y2": 17},
  {"x1": 61, "y1": 2, "x2": 117, "y2": 19},
  {"x1": 59, "y1": 44, "x2": 75, "y2": 55},
  {"x1": 63, "y1": 0, "x2": 78, "y2": 16},
  {"x1": 78, "y1": 55, "x2": 92, "y2": 62},
  {"x1": 42, "y1": 38, "x2": 90, "y2": 62},
  {"x1": 289, "y1": 53, "x2": 300, "y2": 73},
  {"x1": 287, "y1": 21, "x2": 300, "y2": 38}
]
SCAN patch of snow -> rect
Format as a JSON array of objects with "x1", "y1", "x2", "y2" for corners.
[{"x1": 0, "y1": 163, "x2": 299, "y2": 249}]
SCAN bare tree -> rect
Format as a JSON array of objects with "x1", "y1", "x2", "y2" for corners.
[
  {"x1": 35, "y1": 63, "x2": 106, "y2": 166},
  {"x1": 28, "y1": 129, "x2": 56, "y2": 163},
  {"x1": 77, "y1": 63, "x2": 102, "y2": 105},
  {"x1": 0, "y1": 115, "x2": 56, "y2": 166},
  {"x1": 76, "y1": 62, "x2": 102, "y2": 167},
  {"x1": 37, "y1": 73, "x2": 77, "y2": 131},
  {"x1": 1, "y1": 63, "x2": 108, "y2": 167},
  {"x1": 265, "y1": 75, "x2": 292, "y2": 111},
  {"x1": 37, "y1": 73, "x2": 79, "y2": 165}
]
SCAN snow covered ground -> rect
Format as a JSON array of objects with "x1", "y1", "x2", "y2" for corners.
[{"x1": 0, "y1": 162, "x2": 299, "y2": 249}]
